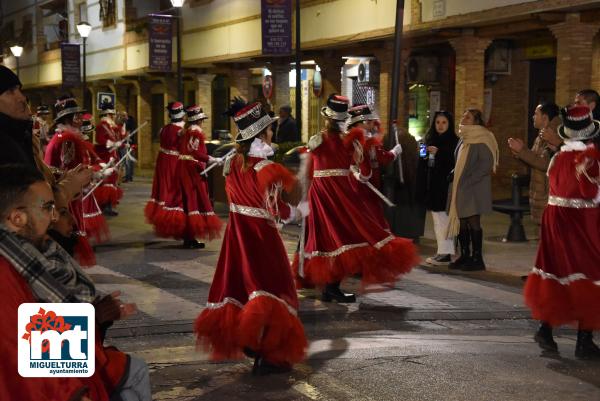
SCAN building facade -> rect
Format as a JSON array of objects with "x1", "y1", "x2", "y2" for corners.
[{"x1": 2, "y1": 0, "x2": 600, "y2": 195}]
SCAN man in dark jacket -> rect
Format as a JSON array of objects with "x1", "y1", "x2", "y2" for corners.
[
  {"x1": 274, "y1": 105, "x2": 299, "y2": 143},
  {"x1": 0, "y1": 65, "x2": 37, "y2": 167}
]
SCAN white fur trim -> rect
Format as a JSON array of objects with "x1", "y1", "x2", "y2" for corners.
[
  {"x1": 531, "y1": 267, "x2": 600, "y2": 285},
  {"x1": 561, "y1": 140, "x2": 588, "y2": 152},
  {"x1": 248, "y1": 137, "x2": 274, "y2": 158}
]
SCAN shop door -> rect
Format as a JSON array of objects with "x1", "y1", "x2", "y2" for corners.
[{"x1": 527, "y1": 58, "x2": 556, "y2": 146}]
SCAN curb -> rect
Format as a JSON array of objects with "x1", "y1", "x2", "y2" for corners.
[{"x1": 417, "y1": 264, "x2": 526, "y2": 288}]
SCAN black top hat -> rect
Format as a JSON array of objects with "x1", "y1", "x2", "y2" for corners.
[
  {"x1": 99, "y1": 99, "x2": 116, "y2": 116},
  {"x1": 558, "y1": 105, "x2": 600, "y2": 141},
  {"x1": 186, "y1": 105, "x2": 208, "y2": 122},
  {"x1": 348, "y1": 104, "x2": 379, "y2": 126},
  {"x1": 167, "y1": 101, "x2": 185, "y2": 121},
  {"x1": 54, "y1": 97, "x2": 83, "y2": 122},
  {"x1": 226, "y1": 97, "x2": 278, "y2": 142},
  {"x1": 36, "y1": 105, "x2": 50, "y2": 115},
  {"x1": 320, "y1": 94, "x2": 350, "y2": 121}
]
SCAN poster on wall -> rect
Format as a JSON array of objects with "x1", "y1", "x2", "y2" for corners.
[
  {"x1": 60, "y1": 43, "x2": 81, "y2": 87},
  {"x1": 262, "y1": 75, "x2": 273, "y2": 99},
  {"x1": 261, "y1": 0, "x2": 292, "y2": 55},
  {"x1": 148, "y1": 15, "x2": 173, "y2": 72},
  {"x1": 429, "y1": 91, "x2": 441, "y2": 114},
  {"x1": 408, "y1": 93, "x2": 418, "y2": 118}
]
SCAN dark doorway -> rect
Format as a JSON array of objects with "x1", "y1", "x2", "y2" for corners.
[
  {"x1": 527, "y1": 58, "x2": 556, "y2": 146},
  {"x1": 211, "y1": 75, "x2": 230, "y2": 139}
]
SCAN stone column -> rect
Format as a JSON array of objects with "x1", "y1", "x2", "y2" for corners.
[
  {"x1": 450, "y1": 32, "x2": 492, "y2": 115},
  {"x1": 374, "y1": 44, "x2": 411, "y2": 132},
  {"x1": 108, "y1": 83, "x2": 129, "y2": 114},
  {"x1": 132, "y1": 81, "x2": 153, "y2": 169},
  {"x1": 272, "y1": 63, "x2": 291, "y2": 112},
  {"x1": 550, "y1": 13, "x2": 600, "y2": 106},
  {"x1": 196, "y1": 73, "x2": 216, "y2": 135},
  {"x1": 315, "y1": 55, "x2": 345, "y2": 98}
]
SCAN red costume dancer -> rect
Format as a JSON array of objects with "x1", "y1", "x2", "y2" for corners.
[
  {"x1": 294, "y1": 94, "x2": 418, "y2": 302},
  {"x1": 347, "y1": 104, "x2": 402, "y2": 228},
  {"x1": 194, "y1": 99, "x2": 307, "y2": 375},
  {"x1": 45, "y1": 98, "x2": 108, "y2": 266},
  {"x1": 145, "y1": 102, "x2": 187, "y2": 242},
  {"x1": 94, "y1": 99, "x2": 123, "y2": 215},
  {"x1": 177, "y1": 105, "x2": 223, "y2": 246},
  {"x1": 525, "y1": 105, "x2": 600, "y2": 359}
]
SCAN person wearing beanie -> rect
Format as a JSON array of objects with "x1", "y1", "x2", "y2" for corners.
[{"x1": 0, "y1": 65, "x2": 92, "y2": 203}]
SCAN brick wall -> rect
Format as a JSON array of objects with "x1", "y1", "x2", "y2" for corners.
[
  {"x1": 591, "y1": 32, "x2": 600, "y2": 92},
  {"x1": 487, "y1": 45, "x2": 530, "y2": 199}
]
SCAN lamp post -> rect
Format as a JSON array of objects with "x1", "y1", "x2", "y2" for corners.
[
  {"x1": 171, "y1": 0, "x2": 184, "y2": 102},
  {"x1": 10, "y1": 45, "x2": 23, "y2": 78},
  {"x1": 77, "y1": 22, "x2": 92, "y2": 110}
]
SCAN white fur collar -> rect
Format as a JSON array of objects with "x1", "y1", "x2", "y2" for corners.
[
  {"x1": 561, "y1": 140, "x2": 588, "y2": 152},
  {"x1": 171, "y1": 121, "x2": 185, "y2": 128},
  {"x1": 248, "y1": 137, "x2": 274, "y2": 158}
]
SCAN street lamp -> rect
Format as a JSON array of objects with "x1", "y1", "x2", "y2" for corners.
[
  {"x1": 171, "y1": 0, "x2": 184, "y2": 102},
  {"x1": 77, "y1": 21, "x2": 92, "y2": 110},
  {"x1": 10, "y1": 45, "x2": 23, "y2": 78}
]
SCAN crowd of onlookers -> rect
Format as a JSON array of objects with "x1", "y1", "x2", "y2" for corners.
[{"x1": 0, "y1": 65, "x2": 150, "y2": 400}]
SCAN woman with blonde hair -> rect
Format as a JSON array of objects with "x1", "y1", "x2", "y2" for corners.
[{"x1": 447, "y1": 108, "x2": 499, "y2": 271}]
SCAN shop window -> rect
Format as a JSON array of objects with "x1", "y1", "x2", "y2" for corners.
[
  {"x1": 186, "y1": 90, "x2": 196, "y2": 106},
  {"x1": 100, "y1": 0, "x2": 117, "y2": 28}
]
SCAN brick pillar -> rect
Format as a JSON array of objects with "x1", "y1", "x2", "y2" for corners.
[
  {"x1": 450, "y1": 33, "x2": 492, "y2": 116},
  {"x1": 550, "y1": 13, "x2": 600, "y2": 106},
  {"x1": 230, "y1": 68, "x2": 251, "y2": 100},
  {"x1": 132, "y1": 81, "x2": 153, "y2": 169},
  {"x1": 315, "y1": 56, "x2": 344, "y2": 98},
  {"x1": 592, "y1": 33, "x2": 600, "y2": 92},
  {"x1": 375, "y1": 44, "x2": 411, "y2": 132},
  {"x1": 272, "y1": 64, "x2": 290, "y2": 112},
  {"x1": 196, "y1": 73, "x2": 215, "y2": 136}
]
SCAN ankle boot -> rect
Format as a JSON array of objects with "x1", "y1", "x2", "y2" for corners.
[
  {"x1": 534, "y1": 322, "x2": 558, "y2": 352},
  {"x1": 449, "y1": 228, "x2": 471, "y2": 270},
  {"x1": 322, "y1": 282, "x2": 356, "y2": 303},
  {"x1": 183, "y1": 239, "x2": 205, "y2": 249},
  {"x1": 463, "y1": 228, "x2": 485, "y2": 271},
  {"x1": 575, "y1": 330, "x2": 600, "y2": 359}
]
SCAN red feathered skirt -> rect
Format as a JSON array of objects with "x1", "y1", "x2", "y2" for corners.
[
  {"x1": 293, "y1": 174, "x2": 419, "y2": 289},
  {"x1": 145, "y1": 152, "x2": 186, "y2": 239},
  {"x1": 177, "y1": 159, "x2": 223, "y2": 240},
  {"x1": 194, "y1": 212, "x2": 306, "y2": 366},
  {"x1": 524, "y1": 205, "x2": 600, "y2": 330}
]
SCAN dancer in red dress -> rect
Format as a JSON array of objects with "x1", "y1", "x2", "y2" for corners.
[
  {"x1": 347, "y1": 104, "x2": 402, "y2": 228},
  {"x1": 177, "y1": 105, "x2": 223, "y2": 246},
  {"x1": 524, "y1": 105, "x2": 600, "y2": 359},
  {"x1": 194, "y1": 98, "x2": 307, "y2": 375},
  {"x1": 145, "y1": 102, "x2": 189, "y2": 246},
  {"x1": 94, "y1": 99, "x2": 123, "y2": 216},
  {"x1": 44, "y1": 98, "x2": 109, "y2": 266},
  {"x1": 293, "y1": 94, "x2": 419, "y2": 302}
]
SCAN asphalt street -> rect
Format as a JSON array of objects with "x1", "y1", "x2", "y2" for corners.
[{"x1": 90, "y1": 178, "x2": 600, "y2": 401}]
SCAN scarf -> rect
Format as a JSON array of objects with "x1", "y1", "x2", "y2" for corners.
[
  {"x1": 0, "y1": 225, "x2": 95, "y2": 303},
  {"x1": 447, "y1": 124, "x2": 499, "y2": 238}
]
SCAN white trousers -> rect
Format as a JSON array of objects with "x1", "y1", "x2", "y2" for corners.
[{"x1": 431, "y1": 211, "x2": 455, "y2": 255}]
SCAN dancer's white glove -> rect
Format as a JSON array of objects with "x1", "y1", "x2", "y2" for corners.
[
  {"x1": 208, "y1": 155, "x2": 224, "y2": 166},
  {"x1": 350, "y1": 165, "x2": 371, "y2": 183},
  {"x1": 296, "y1": 201, "x2": 310, "y2": 218}
]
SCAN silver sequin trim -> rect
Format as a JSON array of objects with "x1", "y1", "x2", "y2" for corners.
[
  {"x1": 179, "y1": 155, "x2": 197, "y2": 161},
  {"x1": 253, "y1": 159, "x2": 274, "y2": 172},
  {"x1": 229, "y1": 203, "x2": 273, "y2": 220},
  {"x1": 83, "y1": 210, "x2": 102, "y2": 218},
  {"x1": 205, "y1": 291, "x2": 298, "y2": 316},
  {"x1": 160, "y1": 147, "x2": 180, "y2": 156},
  {"x1": 305, "y1": 242, "x2": 369, "y2": 258},
  {"x1": 531, "y1": 267, "x2": 600, "y2": 285},
  {"x1": 188, "y1": 211, "x2": 216, "y2": 216},
  {"x1": 313, "y1": 169, "x2": 349, "y2": 178},
  {"x1": 374, "y1": 235, "x2": 394, "y2": 249},
  {"x1": 238, "y1": 115, "x2": 274, "y2": 141},
  {"x1": 548, "y1": 195, "x2": 597, "y2": 208}
]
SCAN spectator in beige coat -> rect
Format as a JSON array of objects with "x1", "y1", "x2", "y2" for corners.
[{"x1": 508, "y1": 102, "x2": 560, "y2": 225}]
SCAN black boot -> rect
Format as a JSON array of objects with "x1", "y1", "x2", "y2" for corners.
[
  {"x1": 252, "y1": 357, "x2": 292, "y2": 376},
  {"x1": 534, "y1": 322, "x2": 558, "y2": 352},
  {"x1": 575, "y1": 330, "x2": 600, "y2": 360},
  {"x1": 182, "y1": 239, "x2": 205, "y2": 249},
  {"x1": 463, "y1": 228, "x2": 485, "y2": 271},
  {"x1": 103, "y1": 204, "x2": 118, "y2": 217},
  {"x1": 449, "y1": 228, "x2": 470, "y2": 270},
  {"x1": 322, "y1": 282, "x2": 356, "y2": 303}
]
